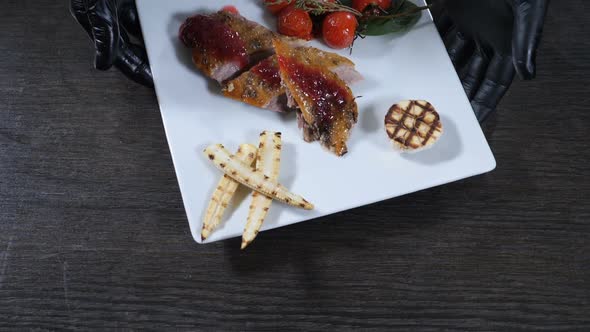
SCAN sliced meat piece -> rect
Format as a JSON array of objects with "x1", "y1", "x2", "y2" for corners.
[
  {"x1": 274, "y1": 38, "x2": 359, "y2": 156},
  {"x1": 222, "y1": 49, "x2": 361, "y2": 113},
  {"x1": 222, "y1": 55, "x2": 289, "y2": 112},
  {"x1": 291, "y1": 46, "x2": 363, "y2": 85},
  {"x1": 179, "y1": 11, "x2": 277, "y2": 83}
]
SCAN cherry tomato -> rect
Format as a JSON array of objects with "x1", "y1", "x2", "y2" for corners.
[
  {"x1": 352, "y1": 0, "x2": 392, "y2": 13},
  {"x1": 221, "y1": 5, "x2": 239, "y2": 15},
  {"x1": 278, "y1": 5, "x2": 313, "y2": 40},
  {"x1": 322, "y1": 12, "x2": 358, "y2": 49},
  {"x1": 265, "y1": 0, "x2": 293, "y2": 15}
]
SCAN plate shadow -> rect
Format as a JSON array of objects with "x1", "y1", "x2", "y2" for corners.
[{"x1": 402, "y1": 115, "x2": 462, "y2": 164}]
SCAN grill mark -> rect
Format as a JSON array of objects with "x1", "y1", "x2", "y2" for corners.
[
  {"x1": 390, "y1": 101, "x2": 414, "y2": 144},
  {"x1": 405, "y1": 101, "x2": 428, "y2": 148},
  {"x1": 385, "y1": 101, "x2": 442, "y2": 149},
  {"x1": 423, "y1": 113, "x2": 441, "y2": 146}
]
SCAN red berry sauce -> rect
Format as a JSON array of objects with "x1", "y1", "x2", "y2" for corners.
[{"x1": 179, "y1": 13, "x2": 248, "y2": 68}]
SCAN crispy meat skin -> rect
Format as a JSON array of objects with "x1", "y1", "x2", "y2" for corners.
[
  {"x1": 274, "y1": 38, "x2": 358, "y2": 156},
  {"x1": 222, "y1": 55, "x2": 287, "y2": 112},
  {"x1": 289, "y1": 46, "x2": 362, "y2": 85},
  {"x1": 180, "y1": 12, "x2": 360, "y2": 155},
  {"x1": 179, "y1": 11, "x2": 277, "y2": 83},
  {"x1": 223, "y1": 48, "x2": 361, "y2": 113}
]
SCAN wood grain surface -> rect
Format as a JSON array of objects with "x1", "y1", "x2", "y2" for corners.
[{"x1": 1, "y1": 0, "x2": 589, "y2": 330}]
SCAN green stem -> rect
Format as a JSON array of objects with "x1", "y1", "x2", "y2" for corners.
[{"x1": 369, "y1": 5, "x2": 431, "y2": 20}]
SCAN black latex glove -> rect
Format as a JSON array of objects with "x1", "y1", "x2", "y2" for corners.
[
  {"x1": 70, "y1": 0, "x2": 153, "y2": 87},
  {"x1": 430, "y1": 0, "x2": 548, "y2": 122}
]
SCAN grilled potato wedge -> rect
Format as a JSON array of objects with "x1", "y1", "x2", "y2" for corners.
[
  {"x1": 242, "y1": 132, "x2": 282, "y2": 249},
  {"x1": 201, "y1": 144, "x2": 257, "y2": 240},
  {"x1": 203, "y1": 144, "x2": 313, "y2": 210}
]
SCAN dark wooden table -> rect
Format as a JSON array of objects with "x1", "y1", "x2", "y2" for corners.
[{"x1": 1, "y1": 1, "x2": 589, "y2": 330}]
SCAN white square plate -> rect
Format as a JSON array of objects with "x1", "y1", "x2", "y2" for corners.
[{"x1": 136, "y1": 0, "x2": 496, "y2": 243}]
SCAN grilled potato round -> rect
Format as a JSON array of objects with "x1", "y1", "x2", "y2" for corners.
[{"x1": 384, "y1": 100, "x2": 443, "y2": 152}]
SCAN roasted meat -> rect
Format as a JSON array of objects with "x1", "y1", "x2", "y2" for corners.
[
  {"x1": 222, "y1": 49, "x2": 361, "y2": 113},
  {"x1": 180, "y1": 11, "x2": 361, "y2": 155},
  {"x1": 222, "y1": 55, "x2": 288, "y2": 112},
  {"x1": 179, "y1": 11, "x2": 278, "y2": 83},
  {"x1": 274, "y1": 38, "x2": 359, "y2": 156}
]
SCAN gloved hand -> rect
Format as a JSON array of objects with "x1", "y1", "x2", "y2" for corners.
[
  {"x1": 70, "y1": 0, "x2": 153, "y2": 87},
  {"x1": 430, "y1": 0, "x2": 548, "y2": 122}
]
